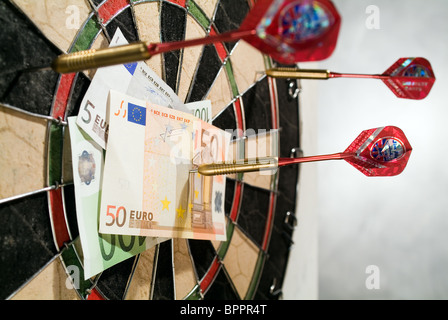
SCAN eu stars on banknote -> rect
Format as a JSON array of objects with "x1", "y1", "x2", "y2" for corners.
[{"x1": 128, "y1": 103, "x2": 147, "y2": 126}]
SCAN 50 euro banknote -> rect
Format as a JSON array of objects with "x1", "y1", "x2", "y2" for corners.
[
  {"x1": 98, "y1": 90, "x2": 231, "y2": 240},
  {"x1": 68, "y1": 117, "x2": 166, "y2": 279}
]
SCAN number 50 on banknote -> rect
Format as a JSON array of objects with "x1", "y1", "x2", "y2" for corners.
[{"x1": 99, "y1": 90, "x2": 231, "y2": 241}]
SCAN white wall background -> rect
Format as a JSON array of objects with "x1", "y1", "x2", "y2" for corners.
[{"x1": 315, "y1": 0, "x2": 448, "y2": 299}]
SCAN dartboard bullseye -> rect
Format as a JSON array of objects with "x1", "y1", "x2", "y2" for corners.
[{"x1": 0, "y1": 0, "x2": 301, "y2": 300}]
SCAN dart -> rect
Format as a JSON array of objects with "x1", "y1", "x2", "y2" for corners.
[
  {"x1": 51, "y1": 0, "x2": 341, "y2": 73},
  {"x1": 266, "y1": 57, "x2": 435, "y2": 99},
  {"x1": 197, "y1": 126, "x2": 412, "y2": 177}
]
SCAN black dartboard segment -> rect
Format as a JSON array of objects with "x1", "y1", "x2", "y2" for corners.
[
  {"x1": 0, "y1": 1, "x2": 60, "y2": 115},
  {"x1": 211, "y1": 103, "x2": 237, "y2": 134},
  {"x1": 152, "y1": 240, "x2": 175, "y2": 300},
  {"x1": 95, "y1": 254, "x2": 137, "y2": 300},
  {"x1": 0, "y1": 0, "x2": 301, "y2": 300},
  {"x1": 242, "y1": 77, "x2": 273, "y2": 134},
  {"x1": 0, "y1": 194, "x2": 57, "y2": 299},
  {"x1": 237, "y1": 184, "x2": 270, "y2": 247},
  {"x1": 203, "y1": 267, "x2": 239, "y2": 300},
  {"x1": 213, "y1": 0, "x2": 250, "y2": 52},
  {"x1": 188, "y1": 239, "x2": 217, "y2": 281},
  {"x1": 106, "y1": 7, "x2": 139, "y2": 43},
  {"x1": 186, "y1": 44, "x2": 222, "y2": 103},
  {"x1": 161, "y1": 2, "x2": 187, "y2": 93},
  {"x1": 62, "y1": 184, "x2": 80, "y2": 241}
]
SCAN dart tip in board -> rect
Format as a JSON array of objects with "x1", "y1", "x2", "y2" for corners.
[{"x1": 51, "y1": 42, "x2": 151, "y2": 74}]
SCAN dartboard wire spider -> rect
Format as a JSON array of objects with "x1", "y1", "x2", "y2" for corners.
[
  {"x1": 1, "y1": 102, "x2": 67, "y2": 126},
  {"x1": 0, "y1": 103, "x2": 71, "y2": 205}
]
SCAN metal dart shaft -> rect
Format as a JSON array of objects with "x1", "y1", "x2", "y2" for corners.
[
  {"x1": 266, "y1": 67, "x2": 331, "y2": 79},
  {"x1": 51, "y1": 42, "x2": 151, "y2": 74},
  {"x1": 197, "y1": 153, "x2": 354, "y2": 176},
  {"x1": 198, "y1": 157, "x2": 279, "y2": 176},
  {"x1": 266, "y1": 67, "x2": 389, "y2": 80}
]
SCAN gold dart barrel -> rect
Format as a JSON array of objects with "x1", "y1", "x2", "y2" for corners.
[
  {"x1": 266, "y1": 67, "x2": 330, "y2": 79},
  {"x1": 198, "y1": 157, "x2": 278, "y2": 176},
  {"x1": 51, "y1": 42, "x2": 151, "y2": 74}
]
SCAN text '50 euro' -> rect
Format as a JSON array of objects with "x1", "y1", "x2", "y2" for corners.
[{"x1": 99, "y1": 91, "x2": 231, "y2": 241}]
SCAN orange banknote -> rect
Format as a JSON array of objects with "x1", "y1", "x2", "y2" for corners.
[{"x1": 99, "y1": 90, "x2": 231, "y2": 240}]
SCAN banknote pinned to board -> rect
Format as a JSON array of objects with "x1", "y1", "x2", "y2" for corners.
[
  {"x1": 99, "y1": 90, "x2": 231, "y2": 241},
  {"x1": 67, "y1": 117, "x2": 166, "y2": 280}
]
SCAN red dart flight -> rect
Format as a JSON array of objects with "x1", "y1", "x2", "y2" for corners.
[
  {"x1": 343, "y1": 126, "x2": 412, "y2": 176},
  {"x1": 380, "y1": 57, "x2": 435, "y2": 100},
  {"x1": 240, "y1": 0, "x2": 341, "y2": 63}
]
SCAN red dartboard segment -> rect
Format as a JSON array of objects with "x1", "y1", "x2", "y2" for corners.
[
  {"x1": 165, "y1": 0, "x2": 187, "y2": 8},
  {"x1": 97, "y1": 0, "x2": 129, "y2": 23},
  {"x1": 209, "y1": 27, "x2": 229, "y2": 62},
  {"x1": 48, "y1": 189, "x2": 71, "y2": 250},
  {"x1": 199, "y1": 257, "x2": 221, "y2": 294},
  {"x1": 240, "y1": 0, "x2": 341, "y2": 64},
  {"x1": 229, "y1": 181, "x2": 243, "y2": 222},
  {"x1": 381, "y1": 57, "x2": 435, "y2": 100},
  {"x1": 344, "y1": 126, "x2": 412, "y2": 177},
  {"x1": 52, "y1": 73, "x2": 76, "y2": 120},
  {"x1": 87, "y1": 288, "x2": 104, "y2": 300},
  {"x1": 261, "y1": 192, "x2": 277, "y2": 251}
]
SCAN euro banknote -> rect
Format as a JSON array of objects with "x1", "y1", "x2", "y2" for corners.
[
  {"x1": 68, "y1": 117, "x2": 165, "y2": 279},
  {"x1": 185, "y1": 100, "x2": 212, "y2": 123},
  {"x1": 99, "y1": 90, "x2": 231, "y2": 240}
]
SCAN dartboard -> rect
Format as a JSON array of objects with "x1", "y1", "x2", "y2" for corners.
[{"x1": 0, "y1": 0, "x2": 301, "y2": 300}]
